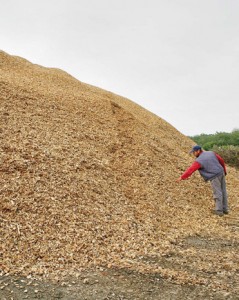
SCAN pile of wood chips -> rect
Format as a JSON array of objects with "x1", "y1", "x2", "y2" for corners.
[{"x1": 0, "y1": 51, "x2": 239, "y2": 289}]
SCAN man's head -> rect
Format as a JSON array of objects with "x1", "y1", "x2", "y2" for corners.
[{"x1": 189, "y1": 145, "x2": 202, "y2": 157}]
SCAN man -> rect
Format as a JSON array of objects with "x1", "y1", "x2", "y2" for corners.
[{"x1": 177, "y1": 145, "x2": 228, "y2": 216}]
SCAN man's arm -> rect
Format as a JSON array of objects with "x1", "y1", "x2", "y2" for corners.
[
  {"x1": 215, "y1": 153, "x2": 227, "y2": 175},
  {"x1": 177, "y1": 161, "x2": 201, "y2": 181}
]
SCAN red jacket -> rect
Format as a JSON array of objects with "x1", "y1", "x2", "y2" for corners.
[{"x1": 181, "y1": 153, "x2": 226, "y2": 180}]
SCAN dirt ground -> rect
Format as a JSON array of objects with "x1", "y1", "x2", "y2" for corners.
[
  {"x1": 1, "y1": 234, "x2": 239, "y2": 300},
  {"x1": 0, "y1": 267, "x2": 238, "y2": 300}
]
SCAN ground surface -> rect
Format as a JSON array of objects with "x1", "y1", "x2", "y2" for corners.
[
  {"x1": 0, "y1": 267, "x2": 238, "y2": 300},
  {"x1": 1, "y1": 233, "x2": 239, "y2": 300}
]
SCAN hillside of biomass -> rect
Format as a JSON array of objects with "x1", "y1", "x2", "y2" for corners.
[{"x1": 0, "y1": 51, "x2": 239, "y2": 292}]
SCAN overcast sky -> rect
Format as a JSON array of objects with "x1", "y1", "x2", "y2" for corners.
[{"x1": 1, "y1": 0, "x2": 239, "y2": 136}]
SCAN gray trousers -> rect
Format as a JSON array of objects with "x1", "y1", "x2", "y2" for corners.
[{"x1": 210, "y1": 174, "x2": 228, "y2": 212}]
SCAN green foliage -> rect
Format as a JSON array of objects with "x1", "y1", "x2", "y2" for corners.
[
  {"x1": 212, "y1": 145, "x2": 239, "y2": 168},
  {"x1": 190, "y1": 130, "x2": 239, "y2": 149},
  {"x1": 189, "y1": 130, "x2": 239, "y2": 168}
]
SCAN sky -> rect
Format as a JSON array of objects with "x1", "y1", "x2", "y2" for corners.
[{"x1": 1, "y1": 0, "x2": 239, "y2": 136}]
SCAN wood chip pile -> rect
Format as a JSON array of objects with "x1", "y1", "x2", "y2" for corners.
[{"x1": 0, "y1": 51, "x2": 239, "y2": 288}]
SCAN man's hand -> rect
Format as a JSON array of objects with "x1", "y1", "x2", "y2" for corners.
[{"x1": 176, "y1": 177, "x2": 182, "y2": 182}]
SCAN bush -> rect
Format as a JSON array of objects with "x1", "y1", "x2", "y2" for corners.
[
  {"x1": 212, "y1": 145, "x2": 239, "y2": 169},
  {"x1": 190, "y1": 130, "x2": 239, "y2": 149}
]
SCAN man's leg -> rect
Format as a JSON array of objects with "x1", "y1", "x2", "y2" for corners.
[
  {"x1": 210, "y1": 176, "x2": 223, "y2": 212},
  {"x1": 221, "y1": 175, "x2": 229, "y2": 212}
]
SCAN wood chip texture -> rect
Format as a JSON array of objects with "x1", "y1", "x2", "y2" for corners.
[{"x1": 0, "y1": 50, "x2": 239, "y2": 289}]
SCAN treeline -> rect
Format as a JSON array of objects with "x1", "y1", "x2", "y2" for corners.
[{"x1": 189, "y1": 129, "x2": 239, "y2": 168}]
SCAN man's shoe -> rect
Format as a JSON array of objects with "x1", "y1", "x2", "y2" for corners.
[
  {"x1": 223, "y1": 210, "x2": 229, "y2": 214},
  {"x1": 212, "y1": 210, "x2": 224, "y2": 217}
]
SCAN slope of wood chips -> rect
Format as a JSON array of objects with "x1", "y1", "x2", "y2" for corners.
[{"x1": 0, "y1": 50, "x2": 239, "y2": 291}]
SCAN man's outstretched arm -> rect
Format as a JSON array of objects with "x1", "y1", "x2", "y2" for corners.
[{"x1": 177, "y1": 161, "x2": 201, "y2": 181}]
